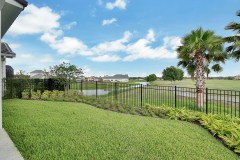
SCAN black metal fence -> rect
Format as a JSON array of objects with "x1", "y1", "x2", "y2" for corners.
[
  {"x1": 3, "y1": 78, "x2": 240, "y2": 118},
  {"x1": 69, "y1": 81, "x2": 240, "y2": 118}
]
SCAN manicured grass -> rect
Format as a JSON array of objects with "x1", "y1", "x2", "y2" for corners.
[
  {"x1": 3, "y1": 99, "x2": 239, "y2": 160},
  {"x1": 152, "y1": 79, "x2": 240, "y2": 90}
]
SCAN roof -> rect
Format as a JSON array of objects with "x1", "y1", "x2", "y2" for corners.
[
  {"x1": 6, "y1": 65, "x2": 13, "y2": 70},
  {"x1": 104, "y1": 74, "x2": 129, "y2": 79},
  {"x1": 30, "y1": 70, "x2": 44, "y2": 74},
  {"x1": 1, "y1": 42, "x2": 16, "y2": 58},
  {"x1": 31, "y1": 73, "x2": 45, "y2": 79},
  {"x1": 1, "y1": 0, "x2": 28, "y2": 38},
  {"x1": 15, "y1": 0, "x2": 28, "y2": 7}
]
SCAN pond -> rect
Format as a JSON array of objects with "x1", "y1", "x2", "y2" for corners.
[
  {"x1": 81, "y1": 89, "x2": 110, "y2": 96},
  {"x1": 137, "y1": 82, "x2": 149, "y2": 85}
]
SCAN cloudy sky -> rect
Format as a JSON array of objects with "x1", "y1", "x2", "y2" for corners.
[{"x1": 3, "y1": 0, "x2": 240, "y2": 77}]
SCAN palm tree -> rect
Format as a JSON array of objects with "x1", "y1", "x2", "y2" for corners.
[
  {"x1": 177, "y1": 28, "x2": 227, "y2": 108},
  {"x1": 225, "y1": 10, "x2": 240, "y2": 61},
  {"x1": 178, "y1": 54, "x2": 220, "y2": 80}
]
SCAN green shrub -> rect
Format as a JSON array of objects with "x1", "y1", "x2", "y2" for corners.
[
  {"x1": 117, "y1": 104, "x2": 127, "y2": 113},
  {"x1": 66, "y1": 90, "x2": 79, "y2": 98},
  {"x1": 49, "y1": 90, "x2": 59, "y2": 100},
  {"x1": 21, "y1": 90, "x2": 30, "y2": 99},
  {"x1": 31, "y1": 90, "x2": 41, "y2": 100},
  {"x1": 104, "y1": 103, "x2": 110, "y2": 110},
  {"x1": 41, "y1": 90, "x2": 51, "y2": 100},
  {"x1": 109, "y1": 103, "x2": 115, "y2": 111}
]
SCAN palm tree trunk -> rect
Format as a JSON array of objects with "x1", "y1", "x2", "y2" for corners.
[
  {"x1": 191, "y1": 74, "x2": 194, "y2": 81},
  {"x1": 195, "y1": 51, "x2": 205, "y2": 109}
]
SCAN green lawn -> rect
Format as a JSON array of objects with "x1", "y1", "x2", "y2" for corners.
[
  {"x1": 152, "y1": 79, "x2": 240, "y2": 90},
  {"x1": 3, "y1": 99, "x2": 239, "y2": 160}
]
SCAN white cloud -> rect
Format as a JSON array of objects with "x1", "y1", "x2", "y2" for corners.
[
  {"x1": 8, "y1": 4, "x2": 60, "y2": 36},
  {"x1": 7, "y1": 53, "x2": 56, "y2": 73},
  {"x1": 91, "y1": 31, "x2": 131, "y2": 54},
  {"x1": 146, "y1": 29, "x2": 155, "y2": 42},
  {"x1": 41, "y1": 33, "x2": 93, "y2": 56},
  {"x1": 106, "y1": 0, "x2": 127, "y2": 10},
  {"x1": 123, "y1": 29, "x2": 181, "y2": 61},
  {"x1": 7, "y1": 4, "x2": 180, "y2": 64},
  {"x1": 163, "y1": 36, "x2": 182, "y2": 50},
  {"x1": 64, "y1": 21, "x2": 77, "y2": 30},
  {"x1": 102, "y1": 18, "x2": 117, "y2": 26},
  {"x1": 90, "y1": 54, "x2": 121, "y2": 62}
]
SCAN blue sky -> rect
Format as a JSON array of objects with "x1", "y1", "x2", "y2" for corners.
[{"x1": 4, "y1": 0, "x2": 240, "y2": 77}]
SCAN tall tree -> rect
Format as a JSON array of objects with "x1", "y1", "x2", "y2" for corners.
[
  {"x1": 14, "y1": 70, "x2": 30, "y2": 79},
  {"x1": 162, "y1": 66, "x2": 184, "y2": 83},
  {"x1": 178, "y1": 54, "x2": 213, "y2": 80},
  {"x1": 177, "y1": 28, "x2": 227, "y2": 108},
  {"x1": 225, "y1": 10, "x2": 240, "y2": 61},
  {"x1": 49, "y1": 62, "x2": 83, "y2": 80},
  {"x1": 49, "y1": 62, "x2": 83, "y2": 92},
  {"x1": 146, "y1": 74, "x2": 157, "y2": 82}
]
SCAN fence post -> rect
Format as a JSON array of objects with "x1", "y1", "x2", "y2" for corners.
[
  {"x1": 19, "y1": 79, "x2": 22, "y2": 98},
  {"x1": 115, "y1": 82, "x2": 117, "y2": 101},
  {"x1": 141, "y1": 84, "x2": 143, "y2": 108},
  {"x1": 10, "y1": 78, "x2": 13, "y2": 99},
  {"x1": 206, "y1": 88, "x2": 208, "y2": 114},
  {"x1": 96, "y1": 81, "x2": 98, "y2": 99},
  {"x1": 175, "y1": 86, "x2": 177, "y2": 108},
  {"x1": 81, "y1": 80, "x2": 83, "y2": 92}
]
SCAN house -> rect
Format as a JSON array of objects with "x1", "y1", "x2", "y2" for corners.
[
  {"x1": 76, "y1": 75, "x2": 86, "y2": 82},
  {"x1": 0, "y1": 0, "x2": 28, "y2": 132},
  {"x1": 103, "y1": 74, "x2": 129, "y2": 82},
  {"x1": 1, "y1": 43, "x2": 16, "y2": 79},
  {"x1": 235, "y1": 75, "x2": 240, "y2": 80},
  {"x1": 87, "y1": 76, "x2": 101, "y2": 82},
  {"x1": 30, "y1": 70, "x2": 46, "y2": 79},
  {"x1": 6, "y1": 65, "x2": 14, "y2": 78}
]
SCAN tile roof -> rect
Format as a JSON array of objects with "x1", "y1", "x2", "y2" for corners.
[
  {"x1": 30, "y1": 70, "x2": 45, "y2": 74},
  {"x1": 31, "y1": 73, "x2": 45, "y2": 79}
]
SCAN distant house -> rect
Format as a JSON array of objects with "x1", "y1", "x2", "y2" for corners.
[
  {"x1": 87, "y1": 76, "x2": 101, "y2": 82},
  {"x1": 76, "y1": 75, "x2": 86, "y2": 82},
  {"x1": 235, "y1": 75, "x2": 240, "y2": 80},
  {"x1": 103, "y1": 74, "x2": 129, "y2": 82},
  {"x1": 6, "y1": 65, "x2": 14, "y2": 78},
  {"x1": 30, "y1": 70, "x2": 46, "y2": 79}
]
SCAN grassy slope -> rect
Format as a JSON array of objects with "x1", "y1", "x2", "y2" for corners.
[
  {"x1": 152, "y1": 79, "x2": 240, "y2": 90},
  {"x1": 3, "y1": 99, "x2": 239, "y2": 160}
]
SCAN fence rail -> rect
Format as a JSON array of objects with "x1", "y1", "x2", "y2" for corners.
[{"x1": 3, "y1": 78, "x2": 240, "y2": 118}]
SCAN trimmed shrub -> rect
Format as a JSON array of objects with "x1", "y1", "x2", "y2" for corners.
[
  {"x1": 31, "y1": 90, "x2": 41, "y2": 100},
  {"x1": 21, "y1": 90, "x2": 30, "y2": 99}
]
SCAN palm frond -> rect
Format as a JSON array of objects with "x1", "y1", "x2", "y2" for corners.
[
  {"x1": 211, "y1": 64, "x2": 223, "y2": 73},
  {"x1": 231, "y1": 50, "x2": 240, "y2": 62},
  {"x1": 225, "y1": 22, "x2": 240, "y2": 31}
]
